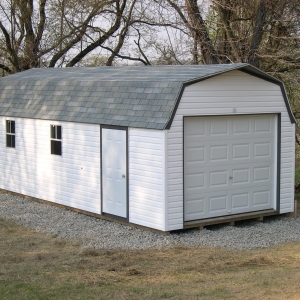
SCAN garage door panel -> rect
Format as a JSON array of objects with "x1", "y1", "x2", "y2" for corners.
[
  {"x1": 254, "y1": 118, "x2": 272, "y2": 133},
  {"x1": 200, "y1": 131, "x2": 273, "y2": 143},
  {"x1": 209, "y1": 170, "x2": 228, "y2": 187},
  {"x1": 200, "y1": 164, "x2": 273, "y2": 192},
  {"x1": 184, "y1": 114, "x2": 276, "y2": 221},
  {"x1": 231, "y1": 168, "x2": 250, "y2": 185},
  {"x1": 210, "y1": 145, "x2": 228, "y2": 161},
  {"x1": 231, "y1": 193, "x2": 250, "y2": 209},
  {"x1": 210, "y1": 119, "x2": 229, "y2": 136},
  {"x1": 185, "y1": 118, "x2": 206, "y2": 136},
  {"x1": 203, "y1": 159, "x2": 273, "y2": 168},
  {"x1": 183, "y1": 142, "x2": 273, "y2": 167},
  {"x1": 185, "y1": 197, "x2": 205, "y2": 220},
  {"x1": 232, "y1": 143, "x2": 251, "y2": 160},
  {"x1": 233, "y1": 118, "x2": 251, "y2": 134},
  {"x1": 185, "y1": 146, "x2": 205, "y2": 163},
  {"x1": 254, "y1": 142, "x2": 271, "y2": 158},
  {"x1": 253, "y1": 189, "x2": 271, "y2": 207},
  {"x1": 185, "y1": 173, "x2": 205, "y2": 190},
  {"x1": 209, "y1": 195, "x2": 229, "y2": 215},
  {"x1": 253, "y1": 166, "x2": 271, "y2": 182}
]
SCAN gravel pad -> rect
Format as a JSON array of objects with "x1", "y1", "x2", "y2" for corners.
[{"x1": 1, "y1": 192, "x2": 300, "y2": 250}]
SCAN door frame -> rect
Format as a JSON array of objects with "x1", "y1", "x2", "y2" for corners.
[
  {"x1": 100, "y1": 125, "x2": 129, "y2": 221},
  {"x1": 182, "y1": 113, "x2": 281, "y2": 222}
]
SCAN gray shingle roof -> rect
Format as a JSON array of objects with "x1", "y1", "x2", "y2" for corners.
[{"x1": 0, "y1": 63, "x2": 294, "y2": 129}]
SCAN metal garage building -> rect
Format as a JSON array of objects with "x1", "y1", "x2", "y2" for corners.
[{"x1": 0, "y1": 64, "x2": 295, "y2": 232}]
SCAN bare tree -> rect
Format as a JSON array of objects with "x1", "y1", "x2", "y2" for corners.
[
  {"x1": 1, "y1": 0, "x2": 299, "y2": 73},
  {"x1": 133, "y1": 0, "x2": 300, "y2": 71},
  {"x1": 0, "y1": 0, "x2": 141, "y2": 73}
]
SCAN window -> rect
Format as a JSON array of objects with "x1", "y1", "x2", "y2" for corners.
[
  {"x1": 6, "y1": 120, "x2": 15, "y2": 148},
  {"x1": 51, "y1": 125, "x2": 62, "y2": 155}
]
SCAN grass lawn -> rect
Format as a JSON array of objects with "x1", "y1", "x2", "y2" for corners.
[{"x1": 1, "y1": 217, "x2": 300, "y2": 300}]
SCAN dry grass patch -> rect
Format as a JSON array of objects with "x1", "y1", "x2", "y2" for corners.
[{"x1": 1, "y1": 217, "x2": 300, "y2": 299}]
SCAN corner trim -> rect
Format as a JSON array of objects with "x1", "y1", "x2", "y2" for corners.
[{"x1": 276, "y1": 114, "x2": 281, "y2": 213}]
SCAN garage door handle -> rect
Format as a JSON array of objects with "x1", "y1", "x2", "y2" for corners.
[{"x1": 229, "y1": 176, "x2": 233, "y2": 179}]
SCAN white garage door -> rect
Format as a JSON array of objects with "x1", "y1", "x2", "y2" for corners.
[{"x1": 184, "y1": 114, "x2": 277, "y2": 221}]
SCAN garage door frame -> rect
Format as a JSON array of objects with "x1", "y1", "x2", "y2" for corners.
[{"x1": 183, "y1": 113, "x2": 281, "y2": 222}]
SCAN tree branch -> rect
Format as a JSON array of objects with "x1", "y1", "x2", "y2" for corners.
[
  {"x1": 0, "y1": 63, "x2": 12, "y2": 74},
  {"x1": 35, "y1": 0, "x2": 47, "y2": 46},
  {"x1": 66, "y1": 0, "x2": 128, "y2": 67},
  {"x1": 106, "y1": 0, "x2": 137, "y2": 65},
  {"x1": 0, "y1": 20, "x2": 20, "y2": 71},
  {"x1": 166, "y1": 0, "x2": 191, "y2": 30},
  {"x1": 100, "y1": 45, "x2": 149, "y2": 65},
  {"x1": 133, "y1": 28, "x2": 151, "y2": 65},
  {"x1": 48, "y1": 3, "x2": 106, "y2": 67}
]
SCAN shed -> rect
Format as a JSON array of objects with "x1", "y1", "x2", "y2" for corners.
[{"x1": 0, "y1": 64, "x2": 295, "y2": 232}]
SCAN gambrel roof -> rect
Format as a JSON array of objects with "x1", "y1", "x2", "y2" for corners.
[{"x1": 0, "y1": 64, "x2": 295, "y2": 129}]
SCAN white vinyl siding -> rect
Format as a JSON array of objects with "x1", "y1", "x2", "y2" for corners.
[
  {"x1": 0, "y1": 117, "x2": 101, "y2": 214},
  {"x1": 129, "y1": 128, "x2": 166, "y2": 231},
  {"x1": 166, "y1": 70, "x2": 295, "y2": 231}
]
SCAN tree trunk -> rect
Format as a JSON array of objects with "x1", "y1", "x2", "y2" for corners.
[
  {"x1": 216, "y1": 0, "x2": 242, "y2": 62},
  {"x1": 185, "y1": 0, "x2": 221, "y2": 64},
  {"x1": 248, "y1": 0, "x2": 266, "y2": 67}
]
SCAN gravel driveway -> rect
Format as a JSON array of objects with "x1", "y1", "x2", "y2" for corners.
[{"x1": 1, "y1": 191, "x2": 300, "y2": 250}]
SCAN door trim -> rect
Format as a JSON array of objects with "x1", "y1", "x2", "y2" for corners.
[
  {"x1": 100, "y1": 125, "x2": 129, "y2": 222},
  {"x1": 183, "y1": 113, "x2": 280, "y2": 222}
]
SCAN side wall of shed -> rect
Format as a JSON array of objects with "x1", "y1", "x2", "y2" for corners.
[
  {"x1": 128, "y1": 128, "x2": 166, "y2": 231},
  {"x1": 166, "y1": 70, "x2": 295, "y2": 231},
  {"x1": 0, "y1": 117, "x2": 101, "y2": 214}
]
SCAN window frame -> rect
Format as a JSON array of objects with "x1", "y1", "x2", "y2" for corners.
[
  {"x1": 6, "y1": 120, "x2": 15, "y2": 148},
  {"x1": 50, "y1": 125, "x2": 62, "y2": 156}
]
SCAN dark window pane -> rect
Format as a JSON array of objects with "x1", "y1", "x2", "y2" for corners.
[
  {"x1": 6, "y1": 134, "x2": 11, "y2": 147},
  {"x1": 51, "y1": 140, "x2": 62, "y2": 155},
  {"x1": 11, "y1": 135, "x2": 15, "y2": 148},
  {"x1": 11, "y1": 121, "x2": 15, "y2": 134},
  {"x1": 57, "y1": 126, "x2": 61, "y2": 140},
  {"x1": 6, "y1": 134, "x2": 15, "y2": 148},
  {"x1": 51, "y1": 125, "x2": 56, "y2": 139},
  {"x1": 6, "y1": 120, "x2": 10, "y2": 133}
]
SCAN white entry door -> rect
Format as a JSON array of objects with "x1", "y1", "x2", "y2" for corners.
[
  {"x1": 102, "y1": 128, "x2": 127, "y2": 218},
  {"x1": 184, "y1": 115, "x2": 277, "y2": 221}
]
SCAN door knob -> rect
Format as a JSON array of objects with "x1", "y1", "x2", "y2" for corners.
[
  {"x1": 122, "y1": 174, "x2": 126, "y2": 178},
  {"x1": 229, "y1": 176, "x2": 233, "y2": 179}
]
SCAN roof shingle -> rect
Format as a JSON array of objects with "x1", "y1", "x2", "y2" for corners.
[{"x1": 0, "y1": 63, "x2": 267, "y2": 129}]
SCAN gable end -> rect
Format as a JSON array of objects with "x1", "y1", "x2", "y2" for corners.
[{"x1": 164, "y1": 66, "x2": 296, "y2": 130}]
